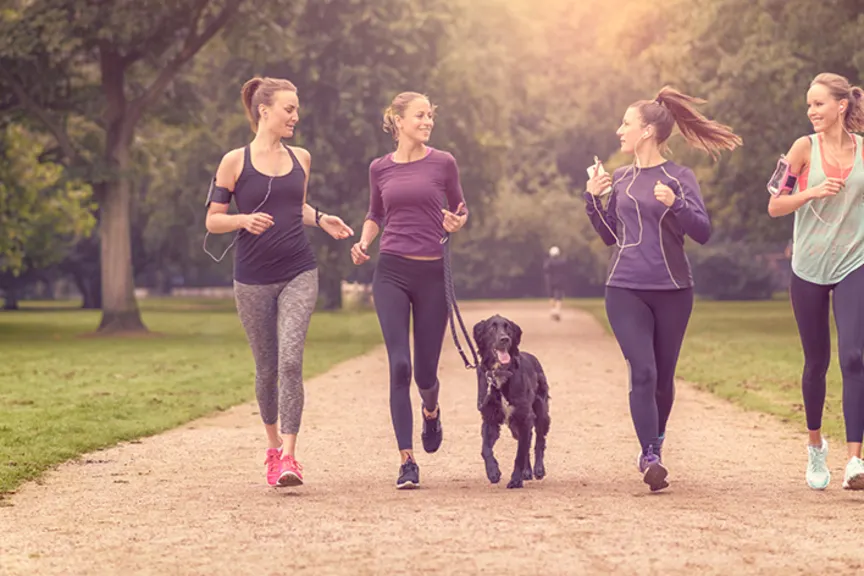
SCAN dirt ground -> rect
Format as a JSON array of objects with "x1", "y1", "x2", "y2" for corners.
[{"x1": 2, "y1": 301, "x2": 863, "y2": 575}]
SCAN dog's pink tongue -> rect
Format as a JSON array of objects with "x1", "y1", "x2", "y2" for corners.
[{"x1": 496, "y1": 349, "x2": 511, "y2": 365}]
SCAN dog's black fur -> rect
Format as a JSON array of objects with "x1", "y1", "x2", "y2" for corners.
[{"x1": 473, "y1": 314, "x2": 550, "y2": 489}]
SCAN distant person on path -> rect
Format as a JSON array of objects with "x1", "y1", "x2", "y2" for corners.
[
  {"x1": 351, "y1": 91, "x2": 468, "y2": 489},
  {"x1": 205, "y1": 77, "x2": 353, "y2": 488},
  {"x1": 543, "y1": 246, "x2": 566, "y2": 320},
  {"x1": 767, "y1": 72, "x2": 864, "y2": 491},
  {"x1": 584, "y1": 86, "x2": 741, "y2": 492}
]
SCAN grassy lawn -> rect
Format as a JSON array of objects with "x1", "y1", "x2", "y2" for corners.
[
  {"x1": 573, "y1": 298, "x2": 845, "y2": 441},
  {"x1": 0, "y1": 298, "x2": 382, "y2": 495}
]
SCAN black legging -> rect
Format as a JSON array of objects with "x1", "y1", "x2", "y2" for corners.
[
  {"x1": 605, "y1": 287, "x2": 694, "y2": 453},
  {"x1": 373, "y1": 253, "x2": 448, "y2": 451},
  {"x1": 790, "y1": 264, "x2": 864, "y2": 442}
]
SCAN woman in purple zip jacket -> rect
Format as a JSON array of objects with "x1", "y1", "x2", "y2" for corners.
[{"x1": 585, "y1": 86, "x2": 742, "y2": 492}]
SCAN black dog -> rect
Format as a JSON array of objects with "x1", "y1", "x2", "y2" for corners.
[{"x1": 473, "y1": 314, "x2": 550, "y2": 489}]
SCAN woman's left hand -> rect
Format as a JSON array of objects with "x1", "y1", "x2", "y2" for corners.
[
  {"x1": 442, "y1": 202, "x2": 468, "y2": 233},
  {"x1": 319, "y1": 214, "x2": 354, "y2": 240},
  {"x1": 653, "y1": 181, "x2": 676, "y2": 207}
]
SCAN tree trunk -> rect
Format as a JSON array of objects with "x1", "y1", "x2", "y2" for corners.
[
  {"x1": 96, "y1": 48, "x2": 146, "y2": 333},
  {"x1": 97, "y1": 121, "x2": 146, "y2": 331},
  {"x1": 98, "y1": 167, "x2": 146, "y2": 332},
  {"x1": 3, "y1": 285, "x2": 19, "y2": 310}
]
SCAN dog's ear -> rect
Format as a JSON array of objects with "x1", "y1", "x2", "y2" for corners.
[
  {"x1": 509, "y1": 320, "x2": 522, "y2": 355},
  {"x1": 472, "y1": 319, "x2": 487, "y2": 347}
]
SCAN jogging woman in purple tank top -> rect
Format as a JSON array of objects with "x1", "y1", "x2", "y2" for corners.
[
  {"x1": 584, "y1": 87, "x2": 741, "y2": 492},
  {"x1": 351, "y1": 92, "x2": 468, "y2": 489},
  {"x1": 205, "y1": 77, "x2": 353, "y2": 489}
]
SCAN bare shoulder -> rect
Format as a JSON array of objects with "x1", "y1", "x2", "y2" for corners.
[
  {"x1": 221, "y1": 147, "x2": 245, "y2": 165},
  {"x1": 215, "y1": 147, "x2": 245, "y2": 188},
  {"x1": 787, "y1": 136, "x2": 812, "y2": 167}
]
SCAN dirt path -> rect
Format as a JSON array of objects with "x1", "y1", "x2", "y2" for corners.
[{"x1": 2, "y1": 301, "x2": 863, "y2": 575}]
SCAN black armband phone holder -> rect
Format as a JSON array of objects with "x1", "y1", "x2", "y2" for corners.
[{"x1": 204, "y1": 178, "x2": 232, "y2": 208}]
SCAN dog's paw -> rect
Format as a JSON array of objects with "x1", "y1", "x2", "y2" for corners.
[
  {"x1": 485, "y1": 460, "x2": 501, "y2": 484},
  {"x1": 506, "y1": 475, "x2": 524, "y2": 489},
  {"x1": 534, "y1": 461, "x2": 546, "y2": 480},
  {"x1": 522, "y1": 467, "x2": 533, "y2": 481}
]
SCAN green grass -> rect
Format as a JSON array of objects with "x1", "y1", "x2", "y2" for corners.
[
  {"x1": 573, "y1": 298, "x2": 845, "y2": 440},
  {"x1": 0, "y1": 299, "x2": 382, "y2": 494}
]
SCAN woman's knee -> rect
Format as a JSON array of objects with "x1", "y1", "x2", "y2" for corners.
[
  {"x1": 278, "y1": 355, "x2": 303, "y2": 381},
  {"x1": 628, "y1": 360, "x2": 658, "y2": 391},
  {"x1": 838, "y1": 345, "x2": 864, "y2": 377},
  {"x1": 389, "y1": 355, "x2": 412, "y2": 388},
  {"x1": 803, "y1": 355, "x2": 831, "y2": 381}
]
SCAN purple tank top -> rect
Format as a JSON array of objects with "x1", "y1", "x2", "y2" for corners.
[{"x1": 233, "y1": 145, "x2": 317, "y2": 285}]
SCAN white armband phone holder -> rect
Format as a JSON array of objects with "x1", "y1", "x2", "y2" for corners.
[{"x1": 767, "y1": 155, "x2": 798, "y2": 197}]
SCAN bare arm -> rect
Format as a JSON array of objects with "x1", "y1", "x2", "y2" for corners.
[
  {"x1": 293, "y1": 147, "x2": 322, "y2": 227},
  {"x1": 359, "y1": 219, "x2": 380, "y2": 247},
  {"x1": 768, "y1": 137, "x2": 841, "y2": 218}
]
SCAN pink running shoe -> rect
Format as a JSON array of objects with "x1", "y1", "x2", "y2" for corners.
[
  {"x1": 265, "y1": 446, "x2": 283, "y2": 487},
  {"x1": 278, "y1": 455, "x2": 304, "y2": 487}
]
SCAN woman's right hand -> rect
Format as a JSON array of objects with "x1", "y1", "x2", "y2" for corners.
[
  {"x1": 586, "y1": 163, "x2": 612, "y2": 197},
  {"x1": 351, "y1": 240, "x2": 370, "y2": 265},
  {"x1": 808, "y1": 177, "x2": 844, "y2": 200},
  {"x1": 242, "y1": 212, "x2": 274, "y2": 235}
]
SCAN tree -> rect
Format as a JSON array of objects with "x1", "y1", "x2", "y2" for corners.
[
  {"x1": 0, "y1": 0, "x2": 245, "y2": 331},
  {"x1": 0, "y1": 123, "x2": 95, "y2": 308}
]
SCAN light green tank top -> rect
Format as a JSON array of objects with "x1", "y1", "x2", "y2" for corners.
[{"x1": 792, "y1": 133, "x2": 864, "y2": 285}]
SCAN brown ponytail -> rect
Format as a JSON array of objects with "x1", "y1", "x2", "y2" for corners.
[
  {"x1": 240, "y1": 76, "x2": 298, "y2": 133},
  {"x1": 382, "y1": 91, "x2": 434, "y2": 142},
  {"x1": 633, "y1": 86, "x2": 742, "y2": 159},
  {"x1": 811, "y1": 73, "x2": 864, "y2": 133}
]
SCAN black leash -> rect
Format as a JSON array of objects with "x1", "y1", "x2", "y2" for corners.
[{"x1": 441, "y1": 232, "x2": 479, "y2": 370}]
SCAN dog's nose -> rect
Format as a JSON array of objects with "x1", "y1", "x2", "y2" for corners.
[{"x1": 497, "y1": 335, "x2": 511, "y2": 346}]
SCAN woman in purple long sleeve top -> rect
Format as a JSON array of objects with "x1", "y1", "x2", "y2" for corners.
[
  {"x1": 585, "y1": 86, "x2": 742, "y2": 492},
  {"x1": 351, "y1": 92, "x2": 468, "y2": 489}
]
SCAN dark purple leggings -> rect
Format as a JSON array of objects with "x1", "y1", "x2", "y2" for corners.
[
  {"x1": 790, "y1": 264, "x2": 864, "y2": 442},
  {"x1": 605, "y1": 287, "x2": 694, "y2": 454}
]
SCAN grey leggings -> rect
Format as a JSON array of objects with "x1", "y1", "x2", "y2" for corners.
[{"x1": 234, "y1": 269, "x2": 318, "y2": 435}]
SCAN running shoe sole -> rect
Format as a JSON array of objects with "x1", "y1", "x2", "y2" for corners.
[
  {"x1": 277, "y1": 471, "x2": 303, "y2": 487},
  {"x1": 396, "y1": 480, "x2": 418, "y2": 490},
  {"x1": 843, "y1": 473, "x2": 864, "y2": 490},
  {"x1": 643, "y1": 462, "x2": 669, "y2": 492}
]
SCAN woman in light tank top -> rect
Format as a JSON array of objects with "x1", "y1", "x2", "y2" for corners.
[
  {"x1": 205, "y1": 77, "x2": 353, "y2": 489},
  {"x1": 768, "y1": 72, "x2": 864, "y2": 491}
]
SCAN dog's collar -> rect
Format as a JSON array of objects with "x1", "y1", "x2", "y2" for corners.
[{"x1": 484, "y1": 360, "x2": 507, "y2": 391}]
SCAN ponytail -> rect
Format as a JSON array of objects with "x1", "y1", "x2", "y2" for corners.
[
  {"x1": 241, "y1": 78, "x2": 264, "y2": 133},
  {"x1": 382, "y1": 105, "x2": 399, "y2": 141},
  {"x1": 844, "y1": 85, "x2": 864, "y2": 132},
  {"x1": 633, "y1": 86, "x2": 742, "y2": 160}
]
